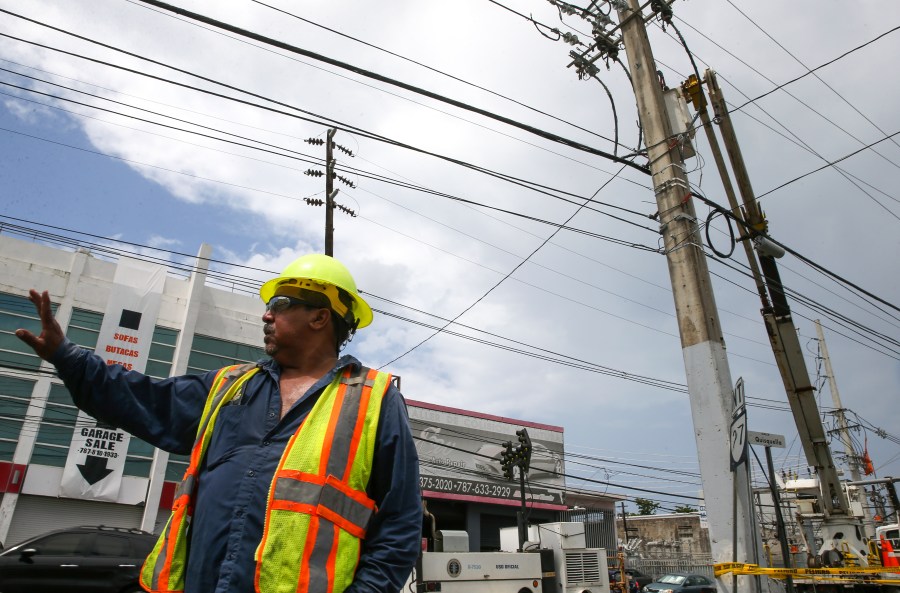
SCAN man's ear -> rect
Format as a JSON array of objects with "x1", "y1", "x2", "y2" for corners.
[{"x1": 309, "y1": 307, "x2": 331, "y2": 330}]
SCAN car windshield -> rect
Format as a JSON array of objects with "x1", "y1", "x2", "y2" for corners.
[{"x1": 659, "y1": 575, "x2": 687, "y2": 584}]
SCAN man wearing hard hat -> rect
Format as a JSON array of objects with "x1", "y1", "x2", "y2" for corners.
[{"x1": 16, "y1": 254, "x2": 422, "y2": 593}]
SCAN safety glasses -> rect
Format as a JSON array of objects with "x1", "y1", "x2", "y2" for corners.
[{"x1": 265, "y1": 295, "x2": 316, "y2": 314}]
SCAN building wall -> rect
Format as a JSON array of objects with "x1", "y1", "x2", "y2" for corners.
[{"x1": 617, "y1": 513, "x2": 711, "y2": 558}]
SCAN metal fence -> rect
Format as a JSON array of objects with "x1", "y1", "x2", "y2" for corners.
[
  {"x1": 557, "y1": 508, "x2": 617, "y2": 551},
  {"x1": 625, "y1": 556, "x2": 715, "y2": 581}
]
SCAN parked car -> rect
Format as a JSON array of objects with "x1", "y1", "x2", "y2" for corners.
[
  {"x1": 0, "y1": 525, "x2": 157, "y2": 593},
  {"x1": 643, "y1": 572, "x2": 717, "y2": 593},
  {"x1": 610, "y1": 567, "x2": 654, "y2": 591}
]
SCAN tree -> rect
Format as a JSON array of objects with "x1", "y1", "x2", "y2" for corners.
[
  {"x1": 673, "y1": 505, "x2": 697, "y2": 513},
  {"x1": 634, "y1": 498, "x2": 660, "y2": 515}
]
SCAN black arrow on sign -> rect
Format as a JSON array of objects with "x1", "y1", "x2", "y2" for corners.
[{"x1": 77, "y1": 455, "x2": 113, "y2": 485}]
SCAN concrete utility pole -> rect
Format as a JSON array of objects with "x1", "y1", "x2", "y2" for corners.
[
  {"x1": 614, "y1": 2, "x2": 757, "y2": 587},
  {"x1": 815, "y1": 319, "x2": 875, "y2": 536}
]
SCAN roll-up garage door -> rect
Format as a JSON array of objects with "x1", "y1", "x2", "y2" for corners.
[{"x1": 4, "y1": 494, "x2": 143, "y2": 548}]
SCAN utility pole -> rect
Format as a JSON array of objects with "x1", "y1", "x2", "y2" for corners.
[
  {"x1": 613, "y1": 2, "x2": 758, "y2": 589},
  {"x1": 304, "y1": 130, "x2": 357, "y2": 256},
  {"x1": 325, "y1": 128, "x2": 336, "y2": 256},
  {"x1": 815, "y1": 319, "x2": 874, "y2": 536}
]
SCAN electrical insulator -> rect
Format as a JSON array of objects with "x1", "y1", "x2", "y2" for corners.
[
  {"x1": 334, "y1": 144, "x2": 354, "y2": 157},
  {"x1": 336, "y1": 175, "x2": 356, "y2": 188},
  {"x1": 305, "y1": 138, "x2": 325, "y2": 145},
  {"x1": 562, "y1": 32, "x2": 580, "y2": 46},
  {"x1": 304, "y1": 198, "x2": 324, "y2": 206},
  {"x1": 304, "y1": 169, "x2": 324, "y2": 177}
]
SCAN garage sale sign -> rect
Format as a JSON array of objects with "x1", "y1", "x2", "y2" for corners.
[{"x1": 59, "y1": 257, "x2": 166, "y2": 501}]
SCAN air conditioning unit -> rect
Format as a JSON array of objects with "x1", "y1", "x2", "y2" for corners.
[{"x1": 559, "y1": 548, "x2": 607, "y2": 593}]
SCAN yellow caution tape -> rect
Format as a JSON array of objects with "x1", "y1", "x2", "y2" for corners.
[{"x1": 713, "y1": 562, "x2": 900, "y2": 583}]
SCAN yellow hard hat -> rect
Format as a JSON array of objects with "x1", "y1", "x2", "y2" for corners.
[{"x1": 259, "y1": 254, "x2": 373, "y2": 329}]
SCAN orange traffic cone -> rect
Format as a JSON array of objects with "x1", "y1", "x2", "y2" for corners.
[{"x1": 881, "y1": 535, "x2": 899, "y2": 568}]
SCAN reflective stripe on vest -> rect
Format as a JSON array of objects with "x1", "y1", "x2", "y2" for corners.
[
  {"x1": 254, "y1": 366, "x2": 389, "y2": 593},
  {"x1": 140, "y1": 363, "x2": 259, "y2": 593}
]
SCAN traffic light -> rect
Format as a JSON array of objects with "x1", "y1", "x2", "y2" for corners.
[
  {"x1": 501, "y1": 441, "x2": 515, "y2": 481},
  {"x1": 516, "y1": 428, "x2": 532, "y2": 472}
]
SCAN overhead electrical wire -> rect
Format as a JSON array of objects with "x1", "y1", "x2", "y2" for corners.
[
  {"x1": 126, "y1": 1, "x2": 640, "y2": 182},
  {"x1": 0, "y1": 121, "x2": 659, "y2": 251},
  {"x1": 0, "y1": 27, "x2": 650, "y2": 211},
  {"x1": 730, "y1": 108, "x2": 900, "y2": 207},
  {"x1": 652, "y1": 20, "x2": 900, "y2": 219},
  {"x1": 114, "y1": 1, "x2": 648, "y2": 174},
  {"x1": 756, "y1": 130, "x2": 900, "y2": 205},
  {"x1": 14, "y1": 8, "x2": 884, "y2": 332},
  {"x1": 667, "y1": 15, "x2": 900, "y2": 176},
  {"x1": 377, "y1": 162, "x2": 636, "y2": 368},
  {"x1": 1, "y1": 68, "x2": 653, "y2": 222},
  {"x1": 243, "y1": 0, "x2": 627, "y2": 150},
  {"x1": 0, "y1": 61, "x2": 661, "y2": 233},
  {"x1": 0, "y1": 216, "x2": 688, "y2": 393},
  {"x1": 722, "y1": 1, "x2": 900, "y2": 156},
  {"x1": 0, "y1": 26, "x2": 657, "y2": 220},
  {"x1": 702, "y1": 250, "x2": 900, "y2": 361}
]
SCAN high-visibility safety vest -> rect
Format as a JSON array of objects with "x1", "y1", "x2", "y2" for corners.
[{"x1": 140, "y1": 362, "x2": 391, "y2": 593}]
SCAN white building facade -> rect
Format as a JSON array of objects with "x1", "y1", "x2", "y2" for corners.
[{"x1": 0, "y1": 234, "x2": 265, "y2": 547}]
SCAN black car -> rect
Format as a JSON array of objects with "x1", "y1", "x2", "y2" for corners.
[
  {"x1": 0, "y1": 525, "x2": 157, "y2": 593},
  {"x1": 643, "y1": 572, "x2": 717, "y2": 593},
  {"x1": 610, "y1": 567, "x2": 654, "y2": 591}
]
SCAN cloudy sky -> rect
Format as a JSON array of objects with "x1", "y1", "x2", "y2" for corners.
[{"x1": 1, "y1": 0, "x2": 899, "y2": 515}]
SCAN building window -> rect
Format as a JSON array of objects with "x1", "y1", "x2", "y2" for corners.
[
  {"x1": 0, "y1": 291, "x2": 57, "y2": 371},
  {"x1": 186, "y1": 334, "x2": 265, "y2": 375},
  {"x1": 677, "y1": 525, "x2": 694, "y2": 539},
  {"x1": 164, "y1": 335, "x2": 266, "y2": 480},
  {"x1": 32, "y1": 384, "x2": 77, "y2": 467},
  {"x1": 0, "y1": 376, "x2": 35, "y2": 462}
]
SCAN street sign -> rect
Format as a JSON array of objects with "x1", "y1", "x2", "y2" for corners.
[
  {"x1": 748, "y1": 431, "x2": 786, "y2": 449},
  {"x1": 733, "y1": 377, "x2": 745, "y2": 409},
  {"x1": 730, "y1": 407, "x2": 747, "y2": 470}
]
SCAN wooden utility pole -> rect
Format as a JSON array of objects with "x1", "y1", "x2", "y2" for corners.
[
  {"x1": 614, "y1": 2, "x2": 757, "y2": 589},
  {"x1": 324, "y1": 128, "x2": 336, "y2": 256}
]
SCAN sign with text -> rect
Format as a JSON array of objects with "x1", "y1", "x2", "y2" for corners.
[
  {"x1": 59, "y1": 257, "x2": 166, "y2": 501},
  {"x1": 748, "y1": 431, "x2": 786, "y2": 449},
  {"x1": 407, "y1": 400, "x2": 566, "y2": 509},
  {"x1": 730, "y1": 377, "x2": 748, "y2": 471}
]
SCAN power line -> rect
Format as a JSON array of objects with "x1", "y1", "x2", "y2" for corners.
[
  {"x1": 0, "y1": 216, "x2": 688, "y2": 393},
  {"x1": 756, "y1": 129, "x2": 900, "y2": 207},
  {"x1": 0, "y1": 122, "x2": 659, "y2": 250},
  {"x1": 378, "y1": 164, "x2": 631, "y2": 368},
  {"x1": 0, "y1": 27, "x2": 656, "y2": 219},
  {"x1": 244, "y1": 0, "x2": 627, "y2": 150},
  {"x1": 653, "y1": 19, "x2": 900, "y2": 218},
  {"x1": 119, "y1": 1, "x2": 648, "y2": 174},
  {"x1": 723, "y1": 1, "x2": 900, "y2": 160}
]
